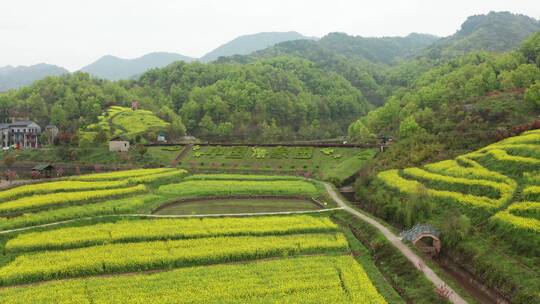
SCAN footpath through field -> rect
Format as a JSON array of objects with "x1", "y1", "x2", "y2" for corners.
[{"x1": 323, "y1": 183, "x2": 468, "y2": 304}]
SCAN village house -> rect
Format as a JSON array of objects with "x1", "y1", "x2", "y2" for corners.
[
  {"x1": 109, "y1": 136, "x2": 130, "y2": 152},
  {"x1": 0, "y1": 120, "x2": 42, "y2": 149}
]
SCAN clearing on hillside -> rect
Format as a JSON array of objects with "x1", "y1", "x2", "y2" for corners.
[{"x1": 80, "y1": 106, "x2": 170, "y2": 142}]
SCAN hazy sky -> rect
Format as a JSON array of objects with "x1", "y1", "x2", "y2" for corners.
[{"x1": 1, "y1": 0, "x2": 539, "y2": 71}]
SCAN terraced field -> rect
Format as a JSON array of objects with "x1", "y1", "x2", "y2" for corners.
[
  {"x1": 0, "y1": 170, "x2": 397, "y2": 303},
  {"x1": 178, "y1": 145, "x2": 376, "y2": 184},
  {"x1": 374, "y1": 129, "x2": 540, "y2": 302},
  {"x1": 0, "y1": 169, "x2": 187, "y2": 230}
]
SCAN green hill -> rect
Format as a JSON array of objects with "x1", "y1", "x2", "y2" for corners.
[
  {"x1": 361, "y1": 129, "x2": 540, "y2": 303},
  {"x1": 425, "y1": 11, "x2": 540, "y2": 58}
]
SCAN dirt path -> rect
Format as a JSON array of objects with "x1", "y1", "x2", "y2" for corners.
[
  {"x1": 323, "y1": 183, "x2": 468, "y2": 304},
  {"x1": 171, "y1": 144, "x2": 193, "y2": 166},
  {"x1": 0, "y1": 179, "x2": 42, "y2": 190}
]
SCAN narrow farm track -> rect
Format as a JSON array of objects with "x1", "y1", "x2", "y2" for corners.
[
  {"x1": 0, "y1": 207, "x2": 344, "y2": 235},
  {"x1": 323, "y1": 183, "x2": 468, "y2": 304}
]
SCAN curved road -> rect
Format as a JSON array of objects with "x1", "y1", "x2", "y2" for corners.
[{"x1": 323, "y1": 183, "x2": 468, "y2": 304}]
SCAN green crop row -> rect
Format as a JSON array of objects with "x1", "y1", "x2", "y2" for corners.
[
  {"x1": 483, "y1": 149, "x2": 540, "y2": 165},
  {"x1": 490, "y1": 207, "x2": 540, "y2": 254},
  {"x1": 0, "y1": 180, "x2": 130, "y2": 202},
  {"x1": 467, "y1": 149, "x2": 540, "y2": 176},
  {"x1": 494, "y1": 130, "x2": 540, "y2": 145},
  {"x1": 0, "y1": 185, "x2": 147, "y2": 214},
  {"x1": 0, "y1": 195, "x2": 165, "y2": 231},
  {"x1": 504, "y1": 201, "x2": 540, "y2": 219},
  {"x1": 523, "y1": 186, "x2": 540, "y2": 201},
  {"x1": 183, "y1": 174, "x2": 301, "y2": 181},
  {"x1": 401, "y1": 167, "x2": 514, "y2": 202},
  {"x1": 126, "y1": 169, "x2": 187, "y2": 183},
  {"x1": 377, "y1": 170, "x2": 499, "y2": 210},
  {"x1": 491, "y1": 203, "x2": 540, "y2": 233},
  {"x1": 71, "y1": 168, "x2": 176, "y2": 181},
  {"x1": 0, "y1": 255, "x2": 386, "y2": 304},
  {"x1": 489, "y1": 144, "x2": 540, "y2": 159},
  {"x1": 5, "y1": 216, "x2": 339, "y2": 252},
  {"x1": 0, "y1": 233, "x2": 348, "y2": 285},
  {"x1": 158, "y1": 180, "x2": 319, "y2": 198},
  {"x1": 524, "y1": 171, "x2": 540, "y2": 185},
  {"x1": 425, "y1": 159, "x2": 512, "y2": 183}
]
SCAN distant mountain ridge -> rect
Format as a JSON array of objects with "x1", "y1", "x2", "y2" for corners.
[
  {"x1": 0, "y1": 63, "x2": 68, "y2": 92},
  {"x1": 1, "y1": 12, "x2": 539, "y2": 88},
  {"x1": 317, "y1": 32, "x2": 439, "y2": 64},
  {"x1": 425, "y1": 11, "x2": 540, "y2": 58},
  {"x1": 200, "y1": 31, "x2": 316, "y2": 62},
  {"x1": 79, "y1": 52, "x2": 196, "y2": 81}
]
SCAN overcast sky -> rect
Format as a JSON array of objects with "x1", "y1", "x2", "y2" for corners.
[{"x1": 1, "y1": 0, "x2": 539, "y2": 71}]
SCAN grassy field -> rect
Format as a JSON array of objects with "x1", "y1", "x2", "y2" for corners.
[
  {"x1": 154, "y1": 198, "x2": 320, "y2": 215},
  {"x1": 178, "y1": 145, "x2": 376, "y2": 184},
  {"x1": 158, "y1": 180, "x2": 319, "y2": 198},
  {"x1": 372, "y1": 129, "x2": 540, "y2": 303}
]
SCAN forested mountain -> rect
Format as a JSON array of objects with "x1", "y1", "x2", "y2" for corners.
[
  {"x1": 349, "y1": 32, "x2": 540, "y2": 169},
  {"x1": 80, "y1": 52, "x2": 195, "y2": 80},
  {"x1": 0, "y1": 12, "x2": 538, "y2": 148},
  {"x1": 317, "y1": 32, "x2": 439, "y2": 64},
  {"x1": 200, "y1": 31, "x2": 314, "y2": 62},
  {"x1": 425, "y1": 11, "x2": 540, "y2": 58},
  {"x1": 0, "y1": 64, "x2": 68, "y2": 92},
  {"x1": 0, "y1": 57, "x2": 371, "y2": 142},
  {"x1": 218, "y1": 40, "x2": 388, "y2": 106},
  {"x1": 132, "y1": 57, "x2": 372, "y2": 140}
]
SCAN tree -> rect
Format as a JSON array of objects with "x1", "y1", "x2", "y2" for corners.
[
  {"x1": 525, "y1": 82, "x2": 540, "y2": 108},
  {"x1": 520, "y1": 32, "x2": 540, "y2": 65},
  {"x1": 440, "y1": 209, "x2": 471, "y2": 247},
  {"x1": 348, "y1": 120, "x2": 371, "y2": 143},
  {"x1": 136, "y1": 143, "x2": 148, "y2": 159},
  {"x1": 94, "y1": 128, "x2": 108, "y2": 144},
  {"x1": 261, "y1": 119, "x2": 281, "y2": 141},
  {"x1": 399, "y1": 116, "x2": 426, "y2": 139},
  {"x1": 50, "y1": 104, "x2": 67, "y2": 127},
  {"x1": 198, "y1": 114, "x2": 216, "y2": 138},
  {"x1": 2, "y1": 153, "x2": 16, "y2": 168}
]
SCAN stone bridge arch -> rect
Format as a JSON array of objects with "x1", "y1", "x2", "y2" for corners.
[{"x1": 400, "y1": 224, "x2": 441, "y2": 256}]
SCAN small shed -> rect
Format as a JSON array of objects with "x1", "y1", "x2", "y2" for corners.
[
  {"x1": 109, "y1": 136, "x2": 130, "y2": 152},
  {"x1": 157, "y1": 132, "x2": 167, "y2": 143},
  {"x1": 32, "y1": 163, "x2": 55, "y2": 178}
]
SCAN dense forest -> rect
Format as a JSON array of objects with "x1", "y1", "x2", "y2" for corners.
[{"x1": 0, "y1": 12, "x2": 538, "y2": 149}]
